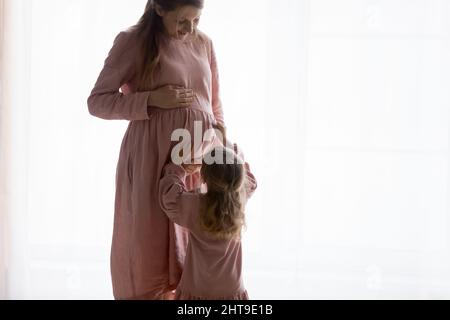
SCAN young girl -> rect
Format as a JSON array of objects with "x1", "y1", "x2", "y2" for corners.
[{"x1": 159, "y1": 146, "x2": 257, "y2": 300}]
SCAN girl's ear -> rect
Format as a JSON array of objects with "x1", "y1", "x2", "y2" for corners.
[{"x1": 154, "y1": 4, "x2": 165, "y2": 17}]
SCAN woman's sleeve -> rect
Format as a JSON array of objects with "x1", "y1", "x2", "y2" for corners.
[
  {"x1": 209, "y1": 40, "x2": 225, "y2": 126},
  {"x1": 87, "y1": 32, "x2": 151, "y2": 121},
  {"x1": 159, "y1": 163, "x2": 199, "y2": 229}
]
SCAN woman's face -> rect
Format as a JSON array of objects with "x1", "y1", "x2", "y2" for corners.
[{"x1": 156, "y1": 5, "x2": 202, "y2": 40}]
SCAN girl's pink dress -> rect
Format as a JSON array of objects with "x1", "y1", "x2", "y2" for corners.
[
  {"x1": 87, "y1": 28, "x2": 225, "y2": 299},
  {"x1": 159, "y1": 161, "x2": 257, "y2": 300}
]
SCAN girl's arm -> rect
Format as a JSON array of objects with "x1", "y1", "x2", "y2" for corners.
[
  {"x1": 87, "y1": 31, "x2": 151, "y2": 121},
  {"x1": 159, "y1": 163, "x2": 200, "y2": 228},
  {"x1": 243, "y1": 162, "x2": 257, "y2": 199},
  {"x1": 233, "y1": 144, "x2": 257, "y2": 199}
]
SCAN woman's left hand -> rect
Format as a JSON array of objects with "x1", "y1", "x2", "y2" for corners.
[{"x1": 148, "y1": 85, "x2": 195, "y2": 109}]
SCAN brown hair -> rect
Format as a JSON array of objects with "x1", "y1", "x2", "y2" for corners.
[
  {"x1": 135, "y1": 0, "x2": 204, "y2": 89},
  {"x1": 200, "y1": 147, "x2": 246, "y2": 240}
]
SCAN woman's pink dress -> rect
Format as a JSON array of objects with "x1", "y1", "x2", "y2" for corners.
[
  {"x1": 159, "y1": 161, "x2": 257, "y2": 300},
  {"x1": 87, "y1": 28, "x2": 225, "y2": 299}
]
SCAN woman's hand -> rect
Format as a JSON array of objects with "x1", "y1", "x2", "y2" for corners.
[
  {"x1": 213, "y1": 123, "x2": 227, "y2": 145},
  {"x1": 148, "y1": 85, "x2": 195, "y2": 109}
]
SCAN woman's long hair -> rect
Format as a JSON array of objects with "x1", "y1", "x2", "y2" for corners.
[
  {"x1": 135, "y1": 0, "x2": 204, "y2": 89},
  {"x1": 200, "y1": 147, "x2": 246, "y2": 240}
]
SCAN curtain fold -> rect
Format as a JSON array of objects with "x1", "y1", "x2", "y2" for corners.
[
  {"x1": 0, "y1": 0, "x2": 6, "y2": 300},
  {"x1": 1, "y1": 0, "x2": 34, "y2": 299}
]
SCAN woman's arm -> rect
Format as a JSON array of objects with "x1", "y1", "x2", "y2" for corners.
[
  {"x1": 87, "y1": 31, "x2": 151, "y2": 121},
  {"x1": 209, "y1": 40, "x2": 226, "y2": 127},
  {"x1": 159, "y1": 163, "x2": 200, "y2": 228}
]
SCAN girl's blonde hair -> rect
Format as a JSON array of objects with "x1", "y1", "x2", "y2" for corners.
[
  {"x1": 200, "y1": 147, "x2": 246, "y2": 240},
  {"x1": 135, "y1": 0, "x2": 205, "y2": 90}
]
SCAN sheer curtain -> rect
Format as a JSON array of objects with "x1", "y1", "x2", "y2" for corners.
[
  {"x1": 1, "y1": 0, "x2": 450, "y2": 299},
  {"x1": 0, "y1": 0, "x2": 6, "y2": 300},
  {"x1": 1, "y1": 0, "x2": 147, "y2": 299},
  {"x1": 301, "y1": 0, "x2": 450, "y2": 299}
]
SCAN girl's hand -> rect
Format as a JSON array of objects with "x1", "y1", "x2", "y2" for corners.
[
  {"x1": 182, "y1": 163, "x2": 202, "y2": 175},
  {"x1": 148, "y1": 85, "x2": 195, "y2": 109}
]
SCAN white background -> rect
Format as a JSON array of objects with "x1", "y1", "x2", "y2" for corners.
[{"x1": 1, "y1": 0, "x2": 450, "y2": 299}]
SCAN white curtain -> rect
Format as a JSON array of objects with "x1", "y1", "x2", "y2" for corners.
[
  {"x1": 0, "y1": 0, "x2": 6, "y2": 300},
  {"x1": 1, "y1": 0, "x2": 450, "y2": 299},
  {"x1": 1, "y1": 0, "x2": 146, "y2": 299}
]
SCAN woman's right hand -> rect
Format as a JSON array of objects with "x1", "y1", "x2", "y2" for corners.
[{"x1": 147, "y1": 85, "x2": 195, "y2": 109}]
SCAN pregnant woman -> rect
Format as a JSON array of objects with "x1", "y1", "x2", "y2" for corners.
[{"x1": 87, "y1": 0, "x2": 225, "y2": 300}]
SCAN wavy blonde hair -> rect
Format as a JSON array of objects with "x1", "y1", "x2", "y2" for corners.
[{"x1": 200, "y1": 147, "x2": 246, "y2": 240}]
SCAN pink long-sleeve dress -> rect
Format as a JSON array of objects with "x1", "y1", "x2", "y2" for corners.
[
  {"x1": 87, "y1": 27, "x2": 225, "y2": 299},
  {"x1": 159, "y1": 160, "x2": 257, "y2": 300}
]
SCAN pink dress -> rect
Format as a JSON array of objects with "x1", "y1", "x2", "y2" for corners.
[
  {"x1": 87, "y1": 28, "x2": 225, "y2": 299},
  {"x1": 159, "y1": 161, "x2": 257, "y2": 300}
]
